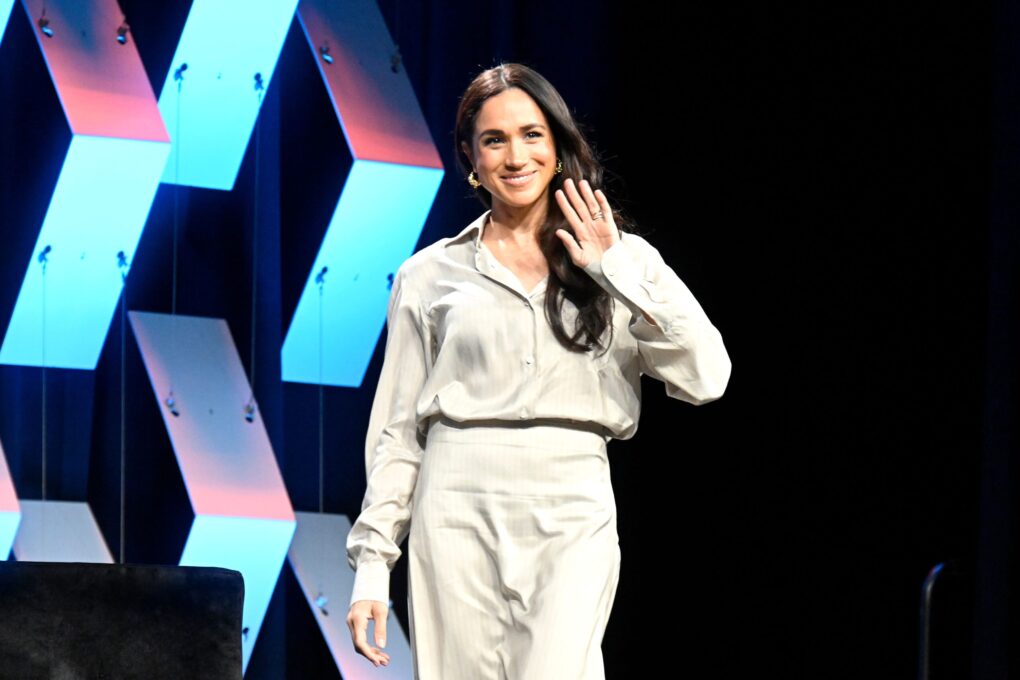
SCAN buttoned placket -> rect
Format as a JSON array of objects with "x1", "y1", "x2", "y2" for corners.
[{"x1": 473, "y1": 242, "x2": 545, "y2": 419}]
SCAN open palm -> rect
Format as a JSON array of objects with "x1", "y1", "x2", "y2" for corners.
[{"x1": 554, "y1": 177, "x2": 620, "y2": 268}]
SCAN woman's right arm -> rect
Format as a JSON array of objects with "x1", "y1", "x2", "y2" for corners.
[{"x1": 346, "y1": 263, "x2": 430, "y2": 608}]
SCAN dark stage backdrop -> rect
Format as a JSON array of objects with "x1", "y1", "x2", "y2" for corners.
[{"x1": 0, "y1": 1, "x2": 1008, "y2": 678}]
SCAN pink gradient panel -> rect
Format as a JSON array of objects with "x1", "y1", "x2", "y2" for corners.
[
  {"x1": 21, "y1": 0, "x2": 168, "y2": 141},
  {"x1": 129, "y1": 311, "x2": 294, "y2": 521},
  {"x1": 298, "y1": 0, "x2": 442, "y2": 169},
  {"x1": 0, "y1": 441, "x2": 16, "y2": 513}
]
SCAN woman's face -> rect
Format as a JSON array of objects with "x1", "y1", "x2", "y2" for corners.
[{"x1": 461, "y1": 88, "x2": 558, "y2": 214}]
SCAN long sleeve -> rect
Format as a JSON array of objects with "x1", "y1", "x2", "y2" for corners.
[
  {"x1": 346, "y1": 265, "x2": 430, "y2": 607},
  {"x1": 583, "y1": 232, "x2": 732, "y2": 405}
]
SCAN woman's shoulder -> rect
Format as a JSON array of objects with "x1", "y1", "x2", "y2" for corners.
[{"x1": 395, "y1": 210, "x2": 487, "y2": 283}]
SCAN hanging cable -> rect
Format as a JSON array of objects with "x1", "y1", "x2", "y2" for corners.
[
  {"x1": 39, "y1": 245, "x2": 49, "y2": 501},
  {"x1": 167, "y1": 63, "x2": 188, "y2": 418},
  {"x1": 246, "y1": 74, "x2": 265, "y2": 422},
  {"x1": 318, "y1": 272, "x2": 325, "y2": 514},
  {"x1": 117, "y1": 252, "x2": 129, "y2": 563}
]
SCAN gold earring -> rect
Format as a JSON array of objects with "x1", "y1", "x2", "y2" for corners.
[
  {"x1": 468, "y1": 170, "x2": 481, "y2": 188},
  {"x1": 555, "y1": 159, "x2": 563, "y2": 174}
]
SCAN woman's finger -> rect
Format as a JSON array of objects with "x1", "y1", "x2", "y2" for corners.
[
  {"x1": 578, "y1": 179, "x2": 601, "y2": 219},
  {"x1": 555, "y1": 187, "x2": 582, "y2": 232}
]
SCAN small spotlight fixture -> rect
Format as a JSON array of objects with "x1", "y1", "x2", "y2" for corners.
[
  {"x1": 116, "y1": 21, "x2": 129, "y2": 45},
  {"x1": 244, "y1": 399, "x2": 256, "y2": 423},
  {"x1": 116, "y1": 250, "x2": 129, "y2": 282},
  {"x1": 253, "y1": 72, "x2": 264, "y2": 93},
  {"x1": 38, "y1": 12, "x2": 53, "y2": 38},
  {"x1": 315, "y1": 592, "x2": 329, "y2": 616},
  {"x1": 165, "y1": 393, "x2": 180, "y2": 417},
  {"x1": 314, "y1": 266, "x2": 328, "y2": 287},
  {"x1": 173, "y1": 63, "x2": 188, "y2": 83},
  {"x1": 390, "y1": 47, "x2": 402, "y2": 74},
  {"x1": 318, "y1": 45, "x2": 333, "y2": 65}
]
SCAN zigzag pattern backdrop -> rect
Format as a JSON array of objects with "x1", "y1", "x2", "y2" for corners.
[{"x1": 0, "y1": 0, "x2": 442, "y2": 675}]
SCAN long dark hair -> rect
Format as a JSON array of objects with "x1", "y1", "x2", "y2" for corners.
[{"x1": 454, "y1": 62, "x2": 642, "y2": 356}]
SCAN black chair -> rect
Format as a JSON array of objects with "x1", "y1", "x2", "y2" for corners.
[{"x1": 0, "y1": 561, "x2": 244, "y2": 680}]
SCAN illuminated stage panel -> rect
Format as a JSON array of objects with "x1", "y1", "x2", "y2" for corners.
[
  {"x1": 129, "y1": 310, "x2": 296, "y2": 672},
  {"x1": 288, "y1": 512, "x2": 413, "y2": 679},
  {"x1": 0, "y1": 440, "x2": 18, "y2": 560},
  {"x1": 12, "y1": 501, "x2": 112, "y2": 563},
  {"x1": 0, "y1": 1, "x2": 13, "y2": 43},
  {"x1": 282, "y1": 0, "x2": 444, "y2": 386},
  {"x1": 20, "y1": 0, "x2": 168, "y2": 140},
  {"x1": 297, "y1": 0, "x2": 443, "y2": 168},
  {"x1": 0, "y1": 136, "x2": 169, "y2": 369},
  {"x1": 0, "y1": 0, "x2": 170, "y2": 370},
  {"x1": 282, "y1": 160, "x2": 443, "y2": 386},
  {"x1": 157, "y1": 0, "x2": 299, "y2": 190}
]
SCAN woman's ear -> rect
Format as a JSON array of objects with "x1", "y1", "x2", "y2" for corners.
[{"x1": 460, "y1": 140, "x2": 473, "y2": 167}]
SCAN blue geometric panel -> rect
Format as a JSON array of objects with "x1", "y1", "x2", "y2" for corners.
[
  {"x1": 1, "y1": 136, "x2": 169, "y2": 368},
  {"x1": 281, "y1": 160, "x2": 442, "y2": 386},
  {"x1": 129, "y1": 310, "x2": 297, "y2": 673},
  {"x1": 0, "y1": 0, "x2": 13, "y2": 43},
  {"x1": 1, "y1": 0, "x2": 170, "y2": 369},
  {"x1": 288, "y1": 511, "x2": 413, "y2": 678},
  {"x1": 157, "y1": 0, "x2": 299, "y2": 190},
  {"x1": 0, "y1": 439, "x2": 18, "y2": 560},
  {"x1": 282, "y1": 0, "x2": 444, "y2": 386},
  {"x1": 12, "y1": 500, "x2": 113, "y2": 563}
]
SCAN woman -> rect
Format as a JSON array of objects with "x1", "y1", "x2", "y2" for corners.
[{"x1": 346, "y1": 62, "x2": 732, "y2": 679}]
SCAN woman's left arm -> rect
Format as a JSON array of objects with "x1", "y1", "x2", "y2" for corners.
[{"x1": 583, "y1": 232, "x2": 732, "y2": 405}]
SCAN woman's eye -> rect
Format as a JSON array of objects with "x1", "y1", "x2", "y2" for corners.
[{"x1": 483, "y1": 132, "x2": 541, "y2": 146}]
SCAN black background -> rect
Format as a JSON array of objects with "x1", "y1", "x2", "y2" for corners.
[{"x1": 0, "y1": 1, "x2": 1008, "y2": 677}]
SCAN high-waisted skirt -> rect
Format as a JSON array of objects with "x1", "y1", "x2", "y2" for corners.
[{"x1": 407, "y1": 415, "x2": 622, "y2": 680}]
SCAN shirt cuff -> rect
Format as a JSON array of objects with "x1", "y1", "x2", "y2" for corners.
[
  {"x1": 350, "y1": 559, "x2": 391, "y2": 608},
  {"x1": 582, "y1": 234, "x2": 709, "y2": 349},
  {"x1": 583, "y1": 242, "x2": 646, "y2": 319}
]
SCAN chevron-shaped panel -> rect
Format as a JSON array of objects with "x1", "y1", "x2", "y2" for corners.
[
  {"x1": 282, "y1": 0, "x2": 443, "y2": 387},
  {"x1": 0, "y1": 0, "x2": 169, "y2": 370},
  {"x1": 157, "y1": 0, "x2": 299, "y2": 190},
  {"x1": 129, "y1": 310, "x2": 296, "y2": 673}
]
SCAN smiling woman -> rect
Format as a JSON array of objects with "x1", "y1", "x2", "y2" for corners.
[{"x1": 345, "y1": 62, "x2": 732, "y2": 680}]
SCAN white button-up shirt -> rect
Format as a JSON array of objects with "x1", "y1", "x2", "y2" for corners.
[{"x1": 347, "y1": 208, "x2": 732, "y2": 606}]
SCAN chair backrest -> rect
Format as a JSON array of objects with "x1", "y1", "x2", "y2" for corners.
[{"x1": 0, "y1": 561, "x2": 244, "y2": 680}]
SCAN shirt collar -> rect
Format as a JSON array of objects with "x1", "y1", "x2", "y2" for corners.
[{"x1": 444, "y1": 209, "x2": 492, "y2": 252}]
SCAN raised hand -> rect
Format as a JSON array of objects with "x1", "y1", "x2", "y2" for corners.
[{"x1": 554, "y1": 178, "x2": 620, "y2": 269}]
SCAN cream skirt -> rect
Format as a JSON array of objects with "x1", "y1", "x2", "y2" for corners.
[{"x1": 407, "y1": 415, "x2": 621, "y2": 680}]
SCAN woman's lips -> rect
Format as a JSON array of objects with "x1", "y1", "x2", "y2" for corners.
[{"x1": 501, "y1": 171, "x2": 536, "y2": 186}]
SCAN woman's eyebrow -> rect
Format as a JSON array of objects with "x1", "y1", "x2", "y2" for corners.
[{"x1": 479, "y1": 123, "x2": 547, "y2": 136}]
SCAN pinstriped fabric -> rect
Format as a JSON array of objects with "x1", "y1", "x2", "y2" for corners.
[{"x1": 347, "y1": 209, "x2": 731, "y2": 673}]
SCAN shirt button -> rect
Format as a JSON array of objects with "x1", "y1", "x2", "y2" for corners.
[
  {"x1": 519, "y1": 407, "x2": 528, "y2": 418},
  {"x1": 524, "y1": 356, "x2": 534, "y2": 365},
  {"x1": 604, "y1": 265, "x2": 616, "y2": 276}
]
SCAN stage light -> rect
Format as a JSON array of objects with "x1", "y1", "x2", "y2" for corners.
[
  {"x1": 38, "y1": 13, "x2": 52, "y2": 38},
  {"x1": 116, "y1": 21, "x2": 129, "y2": 45},
  {"x1": 315, "y1": 592, "x2": 328, "y2": 616},
  {"x1": 165, "y1": 393, "x2": 179, "y2": 417},
  {"x1": 318, "y1": 45, "x2": 332, "y2": 64},
  {"x1": 244, "y1": 400, "x2": 256, "y2": 423}
]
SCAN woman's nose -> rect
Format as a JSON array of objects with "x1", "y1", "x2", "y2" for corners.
[{"x1": 507, "y1": 138, "x2": 528, "y2": 166}]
